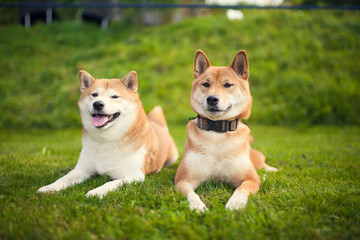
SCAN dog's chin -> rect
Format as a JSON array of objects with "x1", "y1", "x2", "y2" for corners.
[
  {"x1": 206, "y1": 109, "x2": 224, "y2": 117},
  {"x1": 90, "y1": 112, "x2": 121, "y2": 129},
  {"x1": 204, "y1": 105, "x2": 233, "y2": 119}
]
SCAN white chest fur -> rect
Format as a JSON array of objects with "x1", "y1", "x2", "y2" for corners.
[
  {"x1": 185, "y1": 129, "x2": 252, "y2": 182},
  {"x1": 78, "y1": 136, "x2": 147, "y2": 180},
  {"x1": 185, "y1": 151, "x2": 252, "y2": 183}
]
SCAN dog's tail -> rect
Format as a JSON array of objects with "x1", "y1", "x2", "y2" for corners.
[{"x1": 147, "y1": 106, "x2": 168, "y2": 128}]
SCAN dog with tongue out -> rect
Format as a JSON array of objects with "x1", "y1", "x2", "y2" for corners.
[{"x1": 38, "y1": 70, "x2": 179, "y2": 198}]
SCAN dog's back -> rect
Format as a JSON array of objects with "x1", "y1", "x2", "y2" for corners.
[{"x1": 143, "y1": 106, "x2": 178, "y2": 174}]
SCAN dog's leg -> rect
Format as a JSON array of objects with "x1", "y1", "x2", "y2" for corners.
[
  {"x1": 176, "y1": 180, "x2": 207, "y2": 213},
  {"x1": 226, "y1": 177, "x2": 260, "y2": 211},
  {"x1": 163, "y1": 138, "x2": 179, "y2": 168},
  {"x1": 85, "y1": 175, "x2": 145, "y2": 199},
  {"x1": 263, "y1": 163, "x2": 278, "y2": 172},
  {"x1": 37, "y1": 168, "x2": 92, "y2": 193},
  {"x1": 250, "y1": 148, "x2": 278, "y2": 172},
  {"x1": 249, "y1": 148, "x2": 265, "y2": 170}
]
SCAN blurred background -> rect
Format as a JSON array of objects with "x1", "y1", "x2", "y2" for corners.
[{"x1": 0, "y1": 0, "x2": 359, "y2": 129}]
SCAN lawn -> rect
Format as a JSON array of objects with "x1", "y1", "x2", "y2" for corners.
[
  {"x1": 0, "y1": 7, "x2": 359, "y2": 240},
  {"x1": 0, "y1": 124, "x2": 359, "y2": 239}
]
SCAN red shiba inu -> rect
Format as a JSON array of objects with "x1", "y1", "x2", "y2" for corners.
[
  {"x1": 38, "y1": 70, "x2": 178, "y2": 198},
  {"x1": 175, "y1": 50, "x2": 277, "y2": 212}
]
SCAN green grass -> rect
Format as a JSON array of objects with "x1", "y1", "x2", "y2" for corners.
[
  {"x1": 0, "y1": 8, "x2": 359, "y2": 239},
  {"x1": 0, "y1": 124, "x2": 359, "y2": 239},
  {"x1": 0, "y1": 10, "x2": 359, "y2": 128}
]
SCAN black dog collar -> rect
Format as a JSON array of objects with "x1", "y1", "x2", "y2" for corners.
[{"x1": 190, "y1": 115, "x2": 239, "y2": 133}]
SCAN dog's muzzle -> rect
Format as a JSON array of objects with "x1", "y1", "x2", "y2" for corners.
[
  {"x1": 91, "y1": 112, "x2": 120, "y2": 128},
  {"x1": 206, "y1": 96, "x2": 219, "y2": 107}
]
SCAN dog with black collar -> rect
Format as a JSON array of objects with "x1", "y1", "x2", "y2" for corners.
[{"x1": 175, "y1": 50, "x2": 277, "y2": 212}]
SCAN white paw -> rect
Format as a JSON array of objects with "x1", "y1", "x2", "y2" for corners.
[
  {"x1": 86, "y1": 180, "x2": 126, "y2": 198},
  {"x1": 188, "y1": 193, "x2": 208, "y2": 213},
  {"x1": 85, "y1": 187, "x2": 108, "y2": 199},
  {"x1": 37, "y1": 183, "x2": 62, "y2": 193},
  {"x1": 190, "y1": 201, "x2": 208, "y2": 213},
  {"x1": 225, "y1": 192, "x2": 248, "y2": 211},
  {"x1": 264, "y1": 165, "x2": 278, "y2": 172},
  {"x1": 265, "y1": 167, "x2": 278, "y2": 172}
]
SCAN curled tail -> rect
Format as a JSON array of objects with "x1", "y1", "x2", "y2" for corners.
[
  {"x1": 147, "y1": 106, "x2": 168, "y2": 128},
  {"x1": 148, "y1": 106, "x2": 178, "y2": 168}
]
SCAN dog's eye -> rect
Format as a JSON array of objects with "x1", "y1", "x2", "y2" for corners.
[
  {"x1": 224, "y1": 83, "x2": 233, "y2": 88},
  {"x1": 111, "y1": 95, "x2": 119, "y2": 99},
  {"x1": 91, "y1": 93, "x2": 98, "y2": 97},
  {"x1": 202, "y1": 82, "x2": 210, "y2": 88}
]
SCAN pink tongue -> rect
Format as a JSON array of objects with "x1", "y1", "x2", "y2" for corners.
[{"x1": 92, "y1": 115, "x2": 109, "y2": 127}]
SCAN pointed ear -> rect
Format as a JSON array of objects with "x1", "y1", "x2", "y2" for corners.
[
  {"x1": 230, "y1": 50, "x2": 249, "y2": 80},
  {"x1": 121, "y1": 71, "x2": 138, "y2": 91},
  {"x1": 79, "y1": 70, "x2": 95, "y2": 92},
  {"x1": 194, "y1": 50, "x2": 211, "y2": 78}
]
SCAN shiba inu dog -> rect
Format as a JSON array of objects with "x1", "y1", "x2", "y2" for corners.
[
  {"x1": 175, "y1": 50, "x2": 277, "y2": 212},
  {"x1": 38, "y1": 70, "x2": 178, "y2": 198}
]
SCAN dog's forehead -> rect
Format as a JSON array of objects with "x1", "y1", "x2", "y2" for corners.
[
  {"x1": 97, "y1": 78, "x2": 121, "y2": 88},
  {"x1": 195, "y1": 66, "x2": 241, "y2": 83},
  {"x1": 90, "y1": 78, "x2": 123, "y2": 92},
  {"x1": 192, "y1": 66, "x2": 249, "y2": 96},
  {"x1": 209, "y1": 67, "x2": 236, "y2": 79}
]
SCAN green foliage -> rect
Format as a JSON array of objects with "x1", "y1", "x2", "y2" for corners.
[
  {"x1": 0, "y1": 0, "x2": 17, "y2": 25},
  {"x1": 284, "y1": 0, "x2": 359, "y2": 6},
  {"x1": 0, "y1": 125, "x2": 359, "y2": 239},
  {"x1": 0, "y1": 10, "x2": 359, "y2": 129}
]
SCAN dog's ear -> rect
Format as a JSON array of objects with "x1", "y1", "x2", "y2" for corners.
[
  {"x1": 79, "y1": 70, "x2": 95, "y2": 92},
  {"x1": 194, "y1": 50, "x2": 211, "y2": 78},
  {"x1": 121, "y1": 71, "x2": 138, "y2": 91},
  {"x1": 230, "y1": 50, "x2": 249, "y2": 80}
]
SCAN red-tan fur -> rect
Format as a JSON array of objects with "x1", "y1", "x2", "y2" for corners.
[
  {"x1": 175, "y1": 50, "x2": 277, "y2": 212},
  {"x1": 38, "y1": 70, "x2": 178, "y2": 198},
  {"x1": 79, "y1": 72, "x2": 178, "y2": 175}
]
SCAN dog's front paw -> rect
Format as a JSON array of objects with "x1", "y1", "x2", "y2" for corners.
[
  {"x1": 188, "y1": 192, "x2": 208, "y2": 213},
  {"x1": 190, "y1": 200, "x2": 208, "y2": 213},
  {"x1": 37, "y1": 183, "x2": 62, "y2": 193},
  {"x1": 86, "y1": 187, "x2": 108, "y2": 199},
  {"x1": 225, "y1": 192, "x2": 248, "y2": 211},
  {"x1": 264, "y1": 164, "x2": 278, "y2": 172}
]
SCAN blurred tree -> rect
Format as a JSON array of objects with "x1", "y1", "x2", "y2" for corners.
[
  {"x1": 285, "y1": 0, "x2": 359, "y2": 5},
  {"x1": 0, "y1": 0, "x2": 17, "y2": 25}
]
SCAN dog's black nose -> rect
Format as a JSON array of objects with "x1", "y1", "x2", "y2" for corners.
[
  {"x1": 93, "y1": 101, "x2": 104, "y2": 111},
  {"x1": 206, "y1": 96, "x2": 219, "y2": 106}
]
